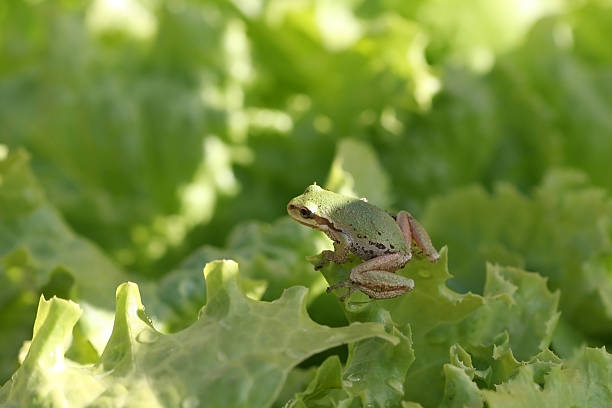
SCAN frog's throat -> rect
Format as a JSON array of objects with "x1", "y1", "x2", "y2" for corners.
[{"x1": 292, "y1": 218, "x2": 318, "y2": 228}]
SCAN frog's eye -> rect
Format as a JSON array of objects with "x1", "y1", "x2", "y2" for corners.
[{"x1": 300, "y1": 208, "x2": 312, "y2": 218}]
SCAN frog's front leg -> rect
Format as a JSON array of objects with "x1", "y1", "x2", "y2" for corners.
[
  {"x1": 327, "y1": 252, "x2": 414, "y2": 300},
  {"x1": 396, "y1": 211, "x2": 440, "y2": 262},
  {"x1": 313, "y1": 233, "x2": 350, "y2": 270}
]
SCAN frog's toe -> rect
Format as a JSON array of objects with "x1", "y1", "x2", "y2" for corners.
[
  {"x1": 338, "y1": 287, "x2": 356, "y2": 302},
  {"x1": 326, "y1": 280, "x2": 358, "y2": 301}
]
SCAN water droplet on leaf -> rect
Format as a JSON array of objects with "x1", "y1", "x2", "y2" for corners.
[
  {"x1": 346, "y1": 373, "x2": 361, "y2": 383},
  {"x1": 345, "y1": 301, "x2": 369, "y2": 313}
]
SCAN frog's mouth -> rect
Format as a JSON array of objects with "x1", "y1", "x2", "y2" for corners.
[
  {"x1": 295, "y1": 216, "x2": 343, "y2": 234},
  {"x1": 312, "y1": 214, "x2": 343, "y2": 233},
  {"x1": 292, "y1": 217, "x2": 316, "y2": 227}
]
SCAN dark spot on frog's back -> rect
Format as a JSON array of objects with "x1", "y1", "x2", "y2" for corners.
[{"x1": 369, "y1": 240, "x2": 386, "y2": 250}]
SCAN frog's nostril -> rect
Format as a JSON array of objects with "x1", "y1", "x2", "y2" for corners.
[{"x1": 288, "y1": 204, "x2": 295, "y2": 209}]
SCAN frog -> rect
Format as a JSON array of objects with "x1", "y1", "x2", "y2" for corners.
[{"x1": 287, "y1": 183, "x2": 440, "y2": 300}]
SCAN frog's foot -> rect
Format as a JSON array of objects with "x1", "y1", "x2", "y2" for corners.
[
  {"x1": 327, "y1": 270, "x2": 415, "y2": 301},
  {"x1": 307, "y1": 250, "x2": 338, "y2": 270},
  {"x1": 313, "y1": 250, "x2": 335, "y2": 270},
  {"x1": 349, "y1": 269, "x2": 414, "y2": 299},
  {"x1": 312, "y1": 239, "x2": 351, "y2": 270},
  {"x1": 305, "y1": 253, "x2": 327, "y2": 270},
  {"x1": 396, "y1": 211, "x2": 440, "y2": 263}
]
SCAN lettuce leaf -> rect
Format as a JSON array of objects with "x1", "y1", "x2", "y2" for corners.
[
  {"x1": 0, "y1": 149, "x2": 131, "y2": 381},
  {"x1": 483, "y1": 347, "x2": 612, "y2": 408},
  {"x1": 0, "y1": 260, "x2": 396, "y2": 407},
  {"x1": 153, "y1": 217, "x2": 336, "y2": 332},
  {"x1": 313, "y1": 247, "x2": 560, "y2": 407},
  {"x1": 422, "y1": 170, "x2": 612, "y2": 344}
]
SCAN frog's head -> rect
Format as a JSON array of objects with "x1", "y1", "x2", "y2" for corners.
[{"x1": 287, "y1": 183, "x2": 334, "y2": 229}]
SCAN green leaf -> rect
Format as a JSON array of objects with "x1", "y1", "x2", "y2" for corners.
[
  {"x1": 342, "y1": 311, "x2": 414, "y2": 407},
  {"x1": 380, "y1": 249, "x2": 483, "y2": 407},
  {"x1": 273, "y1": 367, "x2": 317, "y2": 408},
  {"x1": 320, "y1": 248, "x2": 482, "y2": 407},
  {"x1": 0, "y1": 296, "x2": 104, "y2": 407},
  {"x1": 320, "y1": 247, "x2": 561, "y2": 407},
  {"x1": 440, "y1": 345, "x2": 483, "y2": 408},
  {"x1": 422, "y1": 171, "x2": 612, "y2": 339},
  {"x1": 551, "y1": 317, "x2": 588, "y2": 358},
  {"x1": 284, "y1": 356, "x2": 347, "y2": 408},
  {"x1": 0, "y1": 149, "x2": 130, "y2": 380},
  {"x1": 0, "y1": 260, "x2": 397, "y2": 407},
  {"x1": 473, "y1": 264, "x2": 560, "y2": 361},
  {"x1": 482, "y1": 347, "x2": 612, "y2": 408},
  {"x1": 153, "y1": 218, "x2": 335, "y2": 331}
]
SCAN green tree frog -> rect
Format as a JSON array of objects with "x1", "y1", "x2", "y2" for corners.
[{"x1": 287, "y1": 184, "x2": 440, "y2": 300}]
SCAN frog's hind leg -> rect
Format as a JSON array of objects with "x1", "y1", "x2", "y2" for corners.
[
  {"x1": 356, "y1": 274, "x2": 414, "y2": 299},
  {"x1": 348, "y1": 253, "x2": 414, "y2": 298},
  {"x1": 396, "y1": 211, "x2": 440, "y2": 262},
  {"x1": 351, "y1": 252, "x2": 412, "y2": 274},
  {"x1": 328, "y1": 253, "x2": 414, "y2": 300}
]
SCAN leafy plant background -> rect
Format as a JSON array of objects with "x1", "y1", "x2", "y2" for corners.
[{"x1": 1, "y1": 0, "x2": 612, "y2": 407}]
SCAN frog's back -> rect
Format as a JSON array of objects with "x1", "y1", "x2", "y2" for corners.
[{"x1": 331, "y1": 198, "x2": 409, "y2": 260}]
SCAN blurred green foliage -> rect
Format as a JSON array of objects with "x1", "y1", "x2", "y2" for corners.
[
  {"x1": 2, "y1": 0, "x2": 610, "y2": 277},
  {"x1": 2, "y1": 0, "x2": 612, "y2": 406}
]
